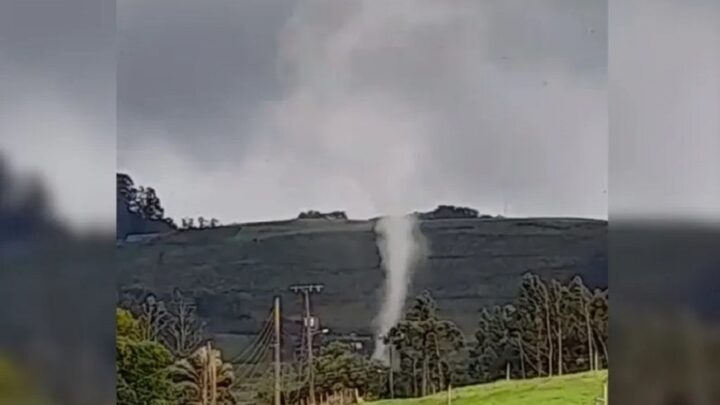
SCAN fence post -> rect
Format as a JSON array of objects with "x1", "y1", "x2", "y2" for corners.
[{"x1": 595, "y1": 382, "x2": 608, "y2": 405}]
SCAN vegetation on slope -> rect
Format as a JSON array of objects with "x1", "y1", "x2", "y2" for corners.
[
  {"x1": 118, "y1": 215, "x2": 607, "y2": 339},
  {"x1": 372, "y1": 371, "x2": 607, "y2": 405},
  {"x1": 114, "y1": 272, "x2": 608, "y2": 403}
]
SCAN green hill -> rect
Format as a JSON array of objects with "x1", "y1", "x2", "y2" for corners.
[
  {"x1": 373, "y1": 371, "x2": 607, "y2": 405},
  {"x1": 117, "y1": 216, "x2": 607, "y2": 356}
]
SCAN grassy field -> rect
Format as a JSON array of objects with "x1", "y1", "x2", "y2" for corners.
[{"x1": 372, "y1": 371, "x2": 608, "y2": 405}]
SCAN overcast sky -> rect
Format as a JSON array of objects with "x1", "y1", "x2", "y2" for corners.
[
  {"x1": 0, "y1": 0, "x2": 114, "y2": 230},
  {"x1": 610, "y1": 0, "x2": 720, "y2": 222},
  {"x1": 2, "y1": 0, "x2": 718, "y2": 228},
  {"x1": 117, "y1": 0, "x2": 608, "y2": 223}
]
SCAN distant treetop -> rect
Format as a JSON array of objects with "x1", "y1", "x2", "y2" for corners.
[
  {"x1": 417, "y1": 205, "x2": 481, "y2": 220},
  {"x1": 298, "y1": 210, "x2": 348, "y2": 220}
]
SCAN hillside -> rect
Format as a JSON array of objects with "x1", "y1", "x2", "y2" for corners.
[
  {"x1": 117, "y1": 216, "x2": 606, "y2": 349},
  {"x1": 372, "y1": 371, "x2": 607, "y2": 405}
]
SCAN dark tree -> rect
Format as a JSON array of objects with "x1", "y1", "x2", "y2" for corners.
[
  {"x1": 314, "y1": 341, "x2": 387, "y2": 399},
  {"x1": 135, "y1": 186, "x2": 165, "y2": 221},
  {"x1": 469, "y1": 273, "x2": 609, "y2": 383},
  {"x1": 386, "y1": 291, "x2": 464, "y2": 397},
  {"x1": 116, "y1": 173, "x2": 135, "y2": 203},
  {"x1": 417, "y1": 205, "x2": 480, "y2": 220},
  {"x1": 116, "y1": 173, "x2": 175, "y2": 239}
]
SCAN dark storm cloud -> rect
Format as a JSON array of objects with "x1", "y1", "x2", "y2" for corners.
[
  {"x1": 118, "y1": 0, "x2": 297, "y2": 163},
  {"x1": 119, "y1": 0, "x2": 608, "y2": 223}
]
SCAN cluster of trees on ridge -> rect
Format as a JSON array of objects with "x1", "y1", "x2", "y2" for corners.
[
  {"x1": 294, "y1": 205, "x2": 499, "y2": 222},
  {"x1": 117, "y1": 173, "x2": 220, "y2": 239},
  {"x1": 116, "y1": 273, "x2": 607, "y2": 404},
  {"x1": 297, "y1": 210, "x2": 349, "y2": 220},
  {"x1": 415, "y1": 205, "x2": 501, "y2": 220}
]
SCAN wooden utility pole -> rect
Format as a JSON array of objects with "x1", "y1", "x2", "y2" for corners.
[
  {"x1": 202, "y1": 342, "x2": 209, "y2": 405},
  {"x1": 304, "y1": 290, "x2": 316, "y2": 405},
  {"x1": 207, "y1": 341, "x2": 217, "y2": 405},
  {"x1": 274, "y1": 296, "x2": 282, "y2": 405},
  {"x1": 603, "y1": 382, "x2": 608, "y2": 404},
  {"x1": 446, "y1": 384, "x2": 452, "y2": 405},
  {"x1": 388, "y1": 344, "x2": 395, "y2": 399},
  {"x1": 290, "y1": 284, "x2": 324, "y2": 405}
]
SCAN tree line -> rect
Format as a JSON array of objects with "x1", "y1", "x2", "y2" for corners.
[
  {"x1": 116, "y1": 273, "x2": 607, "y2": 404},
  {"x1": 276, "y1": 272, "x2": 607, "y2": 402},
  {"x1": 469, "y1": 273, "x2": 608, "y2": 382},
  {"x1": 381, "y1": 272, "x2": 608, "y2": 398}
]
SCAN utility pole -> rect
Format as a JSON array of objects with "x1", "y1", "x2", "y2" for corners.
[
  {"x1": 274, "y1": 296, "x2": 282, "y2": 405},
  {"x1": 290, "y1": 284, "x2": 324, "y2": 405},
  {"x1": 207, "y1": 341, "x2": 217, "y2": 405},
  {"x1": 202, "y1": 341, "x2": 209, "y2": 405},
  {"x1": 388, "y1": 344, "x2": 395, "y2": 399}
]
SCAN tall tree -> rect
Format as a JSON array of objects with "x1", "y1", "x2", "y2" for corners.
[
  {"x1": 117, "y1": 173, "x2": 136, "y2": 204},
  {"x1": 164, "y1": 289, "x2": 205, "y2": 358},
  {"x1": 469, "y1": 273, "x2": 608, "y2": 383},
  {"x1": 136, "y1": 186, "x2": 166, "y2": 221},
  {"x1": 117, "y1": 173, "x2": 176, "y2": 239},
  {"x1": 313, "y1": 341, "x2": 387, "y2": 400},
  {"x1": 590, "y1": 288, "x2": 609, "y2": 368},
  {"x1": 470, "y1": 305, "x2": 522, "y2": 382},
  {"x1": 569, "y1": 276, "x2": 596, "y2": 371},
  {"x1": 386, "y1": 291, "x2": 463, "y2": 397}
]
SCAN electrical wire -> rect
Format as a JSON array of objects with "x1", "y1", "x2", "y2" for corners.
[{"x1": 229, "y1": 310, "x2": 274, "y2": 364}]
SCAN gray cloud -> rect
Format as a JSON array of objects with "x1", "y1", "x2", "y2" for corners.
[
  {"x1": 119, "y1": 0, "x2": 607, "y2": 223},
  {"x1": 118, "y1": 0, "x2": 297, "y2": 166},
  {"x1": 610, "y1": 0, "x2": 720, "y2": 221},
  {"x1": 0, "y1": 0, "x2": 115, "y2": 230}
]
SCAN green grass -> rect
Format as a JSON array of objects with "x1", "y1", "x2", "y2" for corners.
[{"x1": 372, "y1": 371, "x2": 607, "y2": 405}]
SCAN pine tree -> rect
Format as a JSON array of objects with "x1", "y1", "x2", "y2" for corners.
[
  {"x1": 386, "y1": 291, "x2": 463, "y2": 397},
  {"x1": 469, "y1": 273, "x2": 608, "y2": 383}
]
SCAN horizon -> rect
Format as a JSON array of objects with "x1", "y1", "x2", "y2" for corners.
[{"x1": 118, "y1": 167, "x2": 609, "y2": 225}]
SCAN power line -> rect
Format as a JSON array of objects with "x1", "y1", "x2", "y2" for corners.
[
  {"x1": 229, "y1": 311, "x2": 274, "y2": 364},
  {"x1": 234, "y1": 332, "x2": 274, "y2": 381}
]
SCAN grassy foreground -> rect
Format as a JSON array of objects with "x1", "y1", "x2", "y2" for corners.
[{"x1": 372, "y1": 371, "x2": 608, "y2": 405}]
